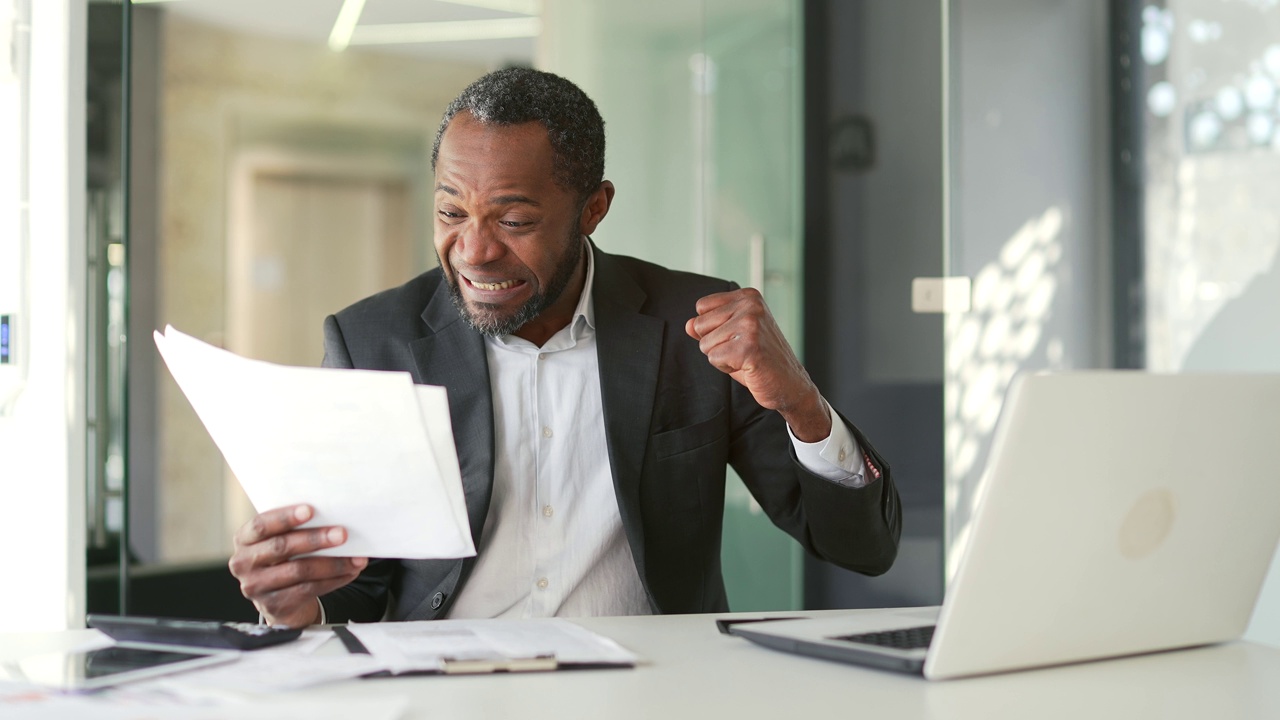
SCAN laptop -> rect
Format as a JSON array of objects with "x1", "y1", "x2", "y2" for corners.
[{"x1": 731, "y1": 372, "x2": 1280, "y2": 680}]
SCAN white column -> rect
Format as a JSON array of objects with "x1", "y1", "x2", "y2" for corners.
[{"x1": 0, "y1": 0, "x2": 87, "y2": 632}]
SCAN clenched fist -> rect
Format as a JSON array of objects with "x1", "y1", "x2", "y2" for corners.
[{"x1": 685, "y1": 287, "x2": 831, "y2": 442}]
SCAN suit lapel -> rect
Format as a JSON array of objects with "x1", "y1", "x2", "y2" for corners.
[
  {"x1": 591, "y1": 248, "x2": 665, "y2": 580},
  {"x1": 409, "y1": 283, "x2": 494, "y2": 546}
]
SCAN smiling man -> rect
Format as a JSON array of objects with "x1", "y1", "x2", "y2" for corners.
[{"x1": 227, "y1": 68, "x2": 901, "y2": 627}]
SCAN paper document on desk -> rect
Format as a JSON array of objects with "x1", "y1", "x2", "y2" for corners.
[
  {"x1": 154, "y1": 325, "x2": 474, "y2": 560},
  {"x1": 139, "y1": 630, "x2": 387, "y2": 695},
  {"x1": 346, "y1": 619, "x2": 638, "y2": 674}
]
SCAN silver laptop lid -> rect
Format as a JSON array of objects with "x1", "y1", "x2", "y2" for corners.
[{"x1": 927, "y1": 372, "x2": 1280, "y2": 679}]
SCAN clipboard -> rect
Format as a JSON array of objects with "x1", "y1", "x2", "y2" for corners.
[{"x1": 332, "y1": 624, "x2": 633, "y2": 677}]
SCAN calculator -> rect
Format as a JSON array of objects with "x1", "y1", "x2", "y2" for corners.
[{"x1": 86, "y1": 614, "x2": 304, "y2": 650}]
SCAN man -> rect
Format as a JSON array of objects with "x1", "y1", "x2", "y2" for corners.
[{"x1": 229, "y1": 68, "x2": 900, "y2": 627}]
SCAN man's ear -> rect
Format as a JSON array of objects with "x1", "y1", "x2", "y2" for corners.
[{"x1": 579, "y1": 180, "x2": 615, "y2": 236}]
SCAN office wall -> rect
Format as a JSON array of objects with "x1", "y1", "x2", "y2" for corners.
[
  {"x1": 805, "y1": 0, "x2": 1112, "y2": 609},
  {"x1": 944, "y1": 0, "x2": 1112, "y2": 575},
  {"x1": 0, "y1": 0, "x2": 87, "y2": 632},
  {"x1": 147, "y1": 14, "x2": 482, "y2": 563}
]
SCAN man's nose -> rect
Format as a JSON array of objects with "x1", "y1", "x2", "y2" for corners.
[{"x1": 454, "y1": 222, "x2": 505, "y2": 267}]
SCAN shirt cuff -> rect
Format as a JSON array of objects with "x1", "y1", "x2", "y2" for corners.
[{"x1": 787, "y1": 399, "x2": 874, "y2": 488}]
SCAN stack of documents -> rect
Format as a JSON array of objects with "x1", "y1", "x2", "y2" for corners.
[
  {"x1": 154, "y1": 326, "x2": 475, "y2": 560},
  {"x1": 344, "y1": 619, "x2": 638, "y2": 674}
]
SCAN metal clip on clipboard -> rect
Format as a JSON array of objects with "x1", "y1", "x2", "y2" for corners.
[{"x1": 440, "y1": 655, "x2": 559, "y2": 674}]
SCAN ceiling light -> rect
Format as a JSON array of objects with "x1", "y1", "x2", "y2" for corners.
[
  {"x1": 328, "y1": 0, "x2": 368, "y2": 52},
  {"x1": 436, "y1": 0, "x2": 541, "y2": 15},
  {"x1": 349, "y1": 17, "x2": 540, "y2": 45}
]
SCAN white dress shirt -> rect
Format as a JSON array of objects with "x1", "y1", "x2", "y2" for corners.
[{"x1": 446, "y1": 243, "x2": 871, "y2": 619}]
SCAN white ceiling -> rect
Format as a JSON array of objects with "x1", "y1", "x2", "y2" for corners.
[{"x1": 150, "y1": 0, "x2": 536, "y2": 67}]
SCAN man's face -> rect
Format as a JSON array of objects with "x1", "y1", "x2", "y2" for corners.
[{"x1": 433, "y1": 112, "x2": 589, "y2": 341}]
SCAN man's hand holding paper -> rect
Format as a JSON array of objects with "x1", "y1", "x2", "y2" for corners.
[
  {"x1": 153, "y1": 326, "x2": 475, "y2": 626},
  {"x1": 229, "y1": 503, "x2": 367, "y2": 627}
]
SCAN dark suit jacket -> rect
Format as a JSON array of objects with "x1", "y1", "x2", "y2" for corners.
[{"x1": 318, "y1": 246, "x2": 901, "y2": 622}]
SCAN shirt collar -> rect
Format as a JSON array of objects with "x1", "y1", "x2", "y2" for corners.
[
  {"x1": 571, "y1": 237, "x2": 597, "y2": 337},
  {"x1": 489, "y1": 237, "x2": 595, "y2": 350}
]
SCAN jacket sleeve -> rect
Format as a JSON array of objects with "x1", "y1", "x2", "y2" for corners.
[{"x1": 729, "y1": 379, "x2": 902, "y2": 576}]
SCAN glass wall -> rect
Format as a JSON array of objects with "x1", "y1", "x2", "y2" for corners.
[
  {"x1": 100, "y1": 0, "x2": 807, "y2": 615},
  {"x1": 1136, "y1": 0, "x2": 1280, "y2": 645},
  {"x1": 140, "y1": 3, "x2": 478, "y2": 567},
  {"x1": 542, "y1": 0, "x2": 806, "y2": 610},
  {"x1": 1140, "y1": 0, "x2": 1280, "y2": 374},
  {"x1": 102, "y1": 2, "x2": 509, "y2": 617}
]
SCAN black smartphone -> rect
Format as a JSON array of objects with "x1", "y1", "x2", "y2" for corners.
[{"x1": 87, "y1": 614, "x2": 303, "y2": 650}]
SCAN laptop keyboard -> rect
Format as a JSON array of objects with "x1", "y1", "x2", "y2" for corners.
[{"x1": 829, "y1": 625, "x2": 936, "y2": 650}]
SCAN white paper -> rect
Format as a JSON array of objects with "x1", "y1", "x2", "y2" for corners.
[
  {"x1": 346, "y1": 619, "x2": 638, "y2": 673},
  {"x1": 133, "y1": 629, "x2": 383, "y2": 695},
  {"x1": 153, "y1": 325, "x2": 475, "y2": 560},
  {"x1": 140, "y1": 652, "x2": 388, "y2": 696}
]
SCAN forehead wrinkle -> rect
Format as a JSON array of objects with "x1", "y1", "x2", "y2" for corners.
[
  {"x1": 491, "y1": 194, "x2": 540, "y2": 206},
  {"x1": 435, "y1": 181, "x2": 543, "y2": 208}
]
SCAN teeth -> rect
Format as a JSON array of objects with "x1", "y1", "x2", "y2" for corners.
[{"x1": 472, "y1": 279, "x2": 517, "y2": 291}]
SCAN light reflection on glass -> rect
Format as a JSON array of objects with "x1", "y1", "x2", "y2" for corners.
[
  {"x1": 1265, "y1": 44, "x2": 1280, "y2": 75},
  {"x1": 1215, "y1": 85, "x2": 1244, "y2": 120},
  {"x1": 1187, "y1": 18, "x2": 1224, "y2": 44},
  {"x1": 1245, "y1": 74, "x2": 1276, "y2": 110},
  {"x1": 1144, "y1": 0, "x2": 1280, "y2": 373},
  {"x1": 1247, "y1": 112, "x2": 1274, "y2": 144},
  {"x1": 945, "y1": 206, "x2": 1065, "y2": 580},
  {"x1": 1142, "y1": 6, "x2": 1174, "y2": 65},
  {"x1": 1188, "y1": 110, "x2": 1222, "y2": 149},
  {"x1": 1148, "y1": 80, "x2": 1178, "y2": 117}
]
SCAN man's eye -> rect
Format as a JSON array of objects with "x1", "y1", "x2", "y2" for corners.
[
  {"x1": 500, "y1": 220, "x2": 526, "y2": 228},
  {"x1": 438, "y1": 210, "x2": 463, "y2": 220}
]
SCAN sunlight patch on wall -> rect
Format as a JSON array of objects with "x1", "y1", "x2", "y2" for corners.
[{"x1": 945, "y1": 205, "x2": 1065, "y2": 582}]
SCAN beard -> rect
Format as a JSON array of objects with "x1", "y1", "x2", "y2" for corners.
[{"x1": 444, "y1": 229, "x2": 584, "y2": 338}]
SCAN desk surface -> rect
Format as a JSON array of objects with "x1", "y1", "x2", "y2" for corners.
[
  {"x1": 329, "y1": 612, "x2": 1280, "y2": 720},
  {"x1": 7, "y1": 612, "x2": 1280, "y2": 719}
]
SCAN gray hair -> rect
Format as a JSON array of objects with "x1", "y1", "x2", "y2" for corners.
[{"x1": 431, "y1": 67, "x2": 606, "y2": 200}]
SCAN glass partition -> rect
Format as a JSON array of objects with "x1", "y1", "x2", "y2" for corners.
[
  {"x1": 543, "y1": 0, "x2": 806, "y2": 611},
  {"x1": 1133, "y1": 0, "x2": 1280, "y2": 645},
  {"x1": 102, "y1": 0, "x2": 807, "y2": 616},
  {"x1": 1139, "y1": 0, "x2": 1280, "y2": 374},
  {"x1": 942, "y1": 0, "x2": 1112, "y2": 576}
]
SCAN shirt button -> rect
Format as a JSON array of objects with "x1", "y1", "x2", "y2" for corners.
[
  {"x1": 542, "y1": 505, "x2": 554, "y2": 518},
  {"x1": 542, "y1": 426, "x2": 553, "y2": 438},
  {"x1": 536, "y1": 577, "x2": 549, "y2": 590},
  {"x1": 538, "y1": 353, "x2": 546, "y2": 361},
  {"x1": 837, "y1": 446, "x2": 847, "y2": 463}
]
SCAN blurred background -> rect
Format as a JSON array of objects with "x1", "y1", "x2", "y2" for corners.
[{"x1": 8, "y1": 0, "x2": 1271, "y2": 636}]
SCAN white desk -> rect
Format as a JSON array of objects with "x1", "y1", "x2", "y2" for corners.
[{"x1": 6, "y1": 612, "x2": 1280, "y2": 719}]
